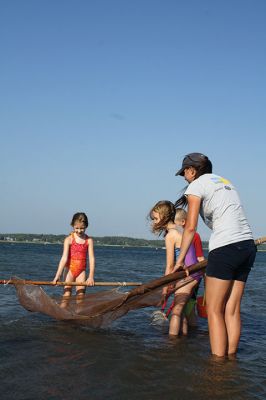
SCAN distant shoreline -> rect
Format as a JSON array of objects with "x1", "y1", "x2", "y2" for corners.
[
  {"x1": 0, "y1": 233, "x2": 164, "y2": 248},
  {"x1": 0, "y1": 239, "x2": 166, "y2": 249},
  {"x1": 1, "y1": 235, "x2": 265, "y2": 251}
]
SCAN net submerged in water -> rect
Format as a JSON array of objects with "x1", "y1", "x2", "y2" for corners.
[{"x1": 13, "y1": 261, "x2": 206, "y2": 328}]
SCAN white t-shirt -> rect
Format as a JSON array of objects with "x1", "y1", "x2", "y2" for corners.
[{"x1": 185, "y1": 173, "x2": 253, "y2": 251}]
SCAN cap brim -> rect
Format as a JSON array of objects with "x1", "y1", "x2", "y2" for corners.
[{"x1": 175, "y1": 167, "x2": 185, "y2": 176}]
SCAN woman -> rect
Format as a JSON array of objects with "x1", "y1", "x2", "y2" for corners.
[{"x1": 174, "y1": 153, "x2": 256, "y2": 357}]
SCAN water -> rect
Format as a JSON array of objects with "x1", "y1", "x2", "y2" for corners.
[{"x1": 0, "y1": 243, "x2": 265, "y2": 400}]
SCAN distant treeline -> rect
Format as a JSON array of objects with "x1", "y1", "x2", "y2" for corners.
[
  {"x1": 0, "y1": 233, "x2": 166, "y2": 248},
  {"x1": 1, "y1": 234, "x2": 265, "y2": 251}
]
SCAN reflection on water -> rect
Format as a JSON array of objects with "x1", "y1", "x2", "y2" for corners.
[{"x1": 0, "y1": 243, "x2": 266, "y2": 400}]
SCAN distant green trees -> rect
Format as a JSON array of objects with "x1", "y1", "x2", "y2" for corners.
[
  {"x1": 4, "y1": 233, "x2": 265, "y2": 251},
  {"x1": 0, "y1": 233, "x2": 165, "y2": 247},
  {"x1": 93, "y1": 236, "x2": 165, "y2": 247},
  {"x1": 0, "y1": 233, "x2": 65, "y2": 243}
]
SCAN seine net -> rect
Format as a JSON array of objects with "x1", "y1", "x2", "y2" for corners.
[{"x1": 13, "y1": 261, "x2": 206, "y2": 328}]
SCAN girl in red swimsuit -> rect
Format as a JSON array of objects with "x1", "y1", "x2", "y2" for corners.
[{"x1": 53, "y1": 212, "x2": 95, "y2": 303}]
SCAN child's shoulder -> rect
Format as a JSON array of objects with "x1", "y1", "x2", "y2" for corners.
[
  {"x1": 64, "y1": 234, "x2": 73, "y2": 244},
  {"x1": 165, "y1": 228, "x2": 182, "y2": 241},
  {"x1": 85, "y1": 234, "x2": 94, "y2": 243},
  {"x1": 167, "y1": 227, "x2": 182, "y2": 236}
]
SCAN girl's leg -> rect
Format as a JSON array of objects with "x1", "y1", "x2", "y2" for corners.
[
  {"x1": 224, "y1": 280, "x2": 245, "y2": 355},
  {"x1": 187, "y1": 306, "x2": 197, "y2": 327},
  {"x1": 60, "y1": 270, "x2": 74, "y2": 308},
  {"x1": 75, "y1": 271, "x2": 86, "y2": 305},
  {"x1": 170, "y1": 301, "x2": 184, "y2": 336},
  {"x1": 187, "y1": 281, "x2": 200, "y2": 327},
  {"x1": 205, "y1": 276, "x2": 232, "y2": 357},
  {"x1": 181, "y1": 316, "x2": 188, "y2": 335},
  {"x1": 169, "y1": 280, "x2": 197, "y2": 336}
]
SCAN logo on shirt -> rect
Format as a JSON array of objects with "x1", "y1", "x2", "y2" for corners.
[{"x1": 211, "y1": 176, "x2": 231, "y2": 185}]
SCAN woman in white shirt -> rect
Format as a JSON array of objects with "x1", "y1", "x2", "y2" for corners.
[{"x1": 174, "y1": 153, "x2": 256, "y2": 358}]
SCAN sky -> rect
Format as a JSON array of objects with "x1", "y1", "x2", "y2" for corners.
[{"x1": 1, "y1": 0, "x2": 265, "y2": 240}]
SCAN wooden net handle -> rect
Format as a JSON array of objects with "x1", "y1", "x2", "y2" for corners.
[{"x1": 0, "y1": 280, "x2": 142, "y2": 287}]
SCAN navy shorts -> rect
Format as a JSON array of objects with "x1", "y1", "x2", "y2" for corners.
[{"x1": 206, "y1": 240, "x2": 257, "y2": 282}]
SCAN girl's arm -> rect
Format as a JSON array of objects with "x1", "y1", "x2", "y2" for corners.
[
  {"x1": 174, "y1": 195, "x2": 201, "y2": 271},
  {"x1": 86, "y1": 238, "x2": 95, "y2": 286},
  {"x1": 165, "y1": 232, "x2": 178, "y2": 275},
  {"x1": 162, "y1": 232, "x2": 177, "y2": 296},
  {"x1": 53, "y1": 237, "x2": 70, "y2": 283}
]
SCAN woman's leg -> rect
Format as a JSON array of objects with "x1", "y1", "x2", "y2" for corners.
[
  {"x1": 205, "y1": 276, "x2": 233, "y2": 357},
  {"x1": 206, "y1": 240, "x2": 256, "y2": 356},
  {"x1": 224, "y1": 280, "x2": 246, "y2": 355}
]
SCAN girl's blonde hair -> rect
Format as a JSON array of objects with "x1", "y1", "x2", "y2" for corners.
[{"x1": 148, "y1": 200, "x2": 176, "y2": 235}]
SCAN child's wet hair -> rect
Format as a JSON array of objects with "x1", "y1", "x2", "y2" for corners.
[
  {"x1": 149, "y1": 200, "x2": 176, "y2": 235},
  {"x1": 71, "y1": 212, "x2": 89, "y2": 228}
]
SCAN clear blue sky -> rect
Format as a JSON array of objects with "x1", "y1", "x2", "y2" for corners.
[{"x1": 1, "y1": 0, "x2": 265, "y2": 240}]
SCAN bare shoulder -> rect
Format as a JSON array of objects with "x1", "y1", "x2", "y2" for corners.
[
  {"x1": 62, "y1": 235, "x2": 72, "y2": 251},
  {"x1": 165, "y1": 230, "x2": 177, "y2": 245},
  {"x1": 166, "y1": 229, "x2": 182, "y2": 241},
  {"x1": 64, "y1": 235, "x2": 72, "y2": 245},
  {"x1": 87, "y1": 237, "x2": 94, "y2": 245},
  {"x1": 166, "y1": 229, "x2": 182, "y2": 249}
]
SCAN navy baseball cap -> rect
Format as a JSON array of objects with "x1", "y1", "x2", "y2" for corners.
[{"x1": 175, "y1": 153, "x2": 208, "y2": 176}]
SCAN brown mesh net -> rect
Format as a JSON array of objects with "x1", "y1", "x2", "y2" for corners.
[
  {"x1": 13, "y1": 261, "x2": 206, "y2": 328},
  {"x1": 10, "y1": 237, "x2": 266, "y2": 327}
]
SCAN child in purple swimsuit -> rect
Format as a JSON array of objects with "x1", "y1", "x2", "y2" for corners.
[
  {"x1": 149, "y1": 201, "x2": 202, "y2": 337},
  {"x1": 175, "y1": 208, "x2": 203, "y2": 283},
  {"x1": 175, "y1": 208, "x2": 204, "y2": 326}
]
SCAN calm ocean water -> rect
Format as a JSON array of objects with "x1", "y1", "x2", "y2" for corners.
[{"x1": 0, "y1": 242, "x2": 265, "y2": 400}]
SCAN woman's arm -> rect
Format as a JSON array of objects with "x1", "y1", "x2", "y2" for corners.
[
  {"x1": 174, "y1": 195, "x2": 201, "y2": 270},
  {"x1": 86, "y1": 238, "x2": 95, "y2": 285},
  {"x1": 53, "y1": 237, "x2": 70, "y2": 283}
]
